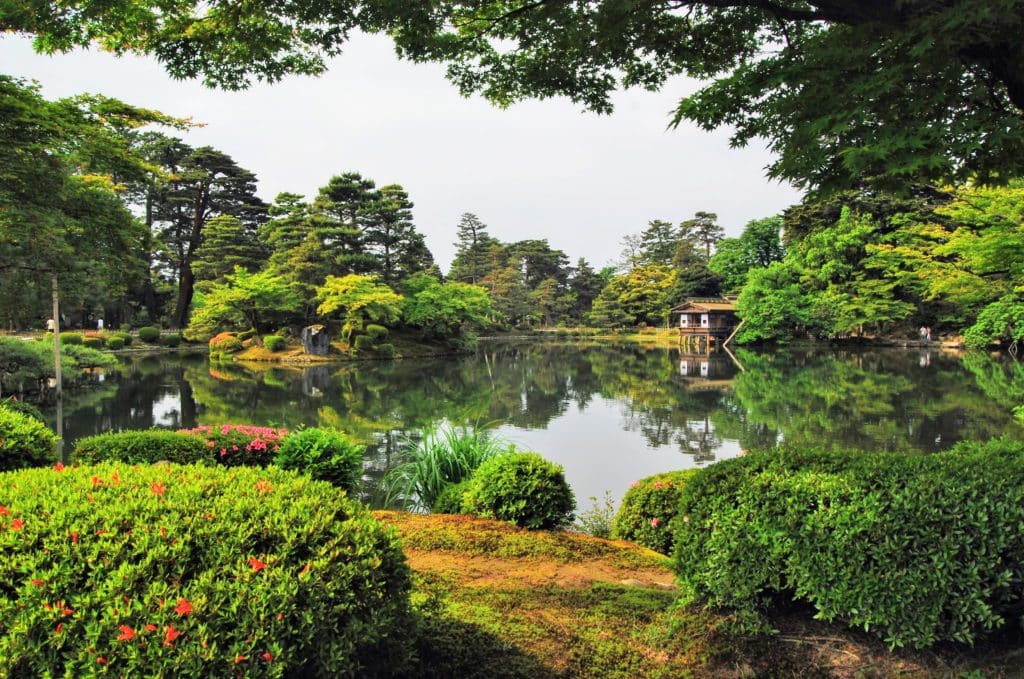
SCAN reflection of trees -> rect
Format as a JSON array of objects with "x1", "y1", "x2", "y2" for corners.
[
  {"x1": 732, "y1": 348, "x2": 1024, "y2": 452},
  {"x1": 960, "y1": 352, "x2": 1024, "y2": 414}
]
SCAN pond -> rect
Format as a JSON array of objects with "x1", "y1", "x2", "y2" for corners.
[{"x1": 47, "y1": 341, "x2": 1024, "y2": 511}]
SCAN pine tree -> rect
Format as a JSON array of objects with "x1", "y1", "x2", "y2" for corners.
[
  {"x1": 192, "y1": 215, "x2": 267, "y2": 286},
  {"x1": 680, "y1": 211, "x2": 725, "y2": 259},
  {"x1": 313, "y1": 172, "x2": 379, "y2": 274},
  {"x1": 449, "y1": 212, "x2": 492, "y2": 284},
  {"x1": 358, "y1": 184, "x2": 433, "y2": 284},
  {"x1": 638, "y1": 219, "x2": 679, "y2": 266}
]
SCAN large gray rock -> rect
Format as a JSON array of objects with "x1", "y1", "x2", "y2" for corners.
[{"x1": 301, "y1": 324, "x2": 331, "y2": 356}]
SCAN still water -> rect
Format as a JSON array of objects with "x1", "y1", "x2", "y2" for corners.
[{"x1": 49, "y1": 341, "x2": 1024, "y2": 510}]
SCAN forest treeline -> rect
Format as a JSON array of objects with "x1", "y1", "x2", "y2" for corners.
[{"x1": 1, "y1": 76, "x2": 1022, "y2": 348}]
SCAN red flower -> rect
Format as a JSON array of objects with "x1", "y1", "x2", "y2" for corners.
[
  {"x1": 164, "y1": 625, "x2": 181, "y2": 646},
  {"x1": 54, "y1": 462, "x2": 65, "y2": 472},
  {"x1": 117, "y1": 624, "x2": 136, "y2": 641},
  {"x1": 11, "y1": 518, "x2": 23, "y2": 531},
  {"x1": 255, "y1": 480, "x2": 273, "y2": 493},
  {"x1": 91, "y1": 476, "x2": 102, "y2": 486},
  {"x1": 262, "y1": 652, "x2": 273, "y2": 662},
  {"x1": 97, "y1": 657, "x2": 107, "y2": 665},
  {"x1": 30, "y1": 579, "x2": 44, "y2": 586},
  {"x1": 145, "y1": 624, "x2": 158, "y2": 632},
  {"x1": 71, "y1": 532, "x2": 79, "y2": 544},
  {"x1": 151, "y1": 482, "x2": 166, "y2": 496},
  {"x1": 249, "y1": 557, "x2": 266, "y2": 572},
  {"x1": 160, "y1": 527, "x2": 166, "y2": 538},
  {"x1": 55, "y1": 623, "x2": 62, "y2": 635},
  {"x1": 0, "y1": 505, "x2": 9, "y2": 516},
  {"x1": 235, "y1": 656, "x2": 248, "y2": 663},
  {"x1": 174, "y1": 598, "x2": 193, "y2": 616},
  {"x1": 62, "y1": 605, "x2": 73, "y2": 616}
]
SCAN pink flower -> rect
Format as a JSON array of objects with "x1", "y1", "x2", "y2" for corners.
[{"x1": 650, "y1": 518, "x2": 660, "y2": 528}]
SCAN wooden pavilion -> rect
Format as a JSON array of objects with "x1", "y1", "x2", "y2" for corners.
[{"x1": 669, "y1": 296, "x2": 741, "y2": 352}]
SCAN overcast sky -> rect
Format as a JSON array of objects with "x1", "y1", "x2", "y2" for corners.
[{"x1": 2, "y1": 32, "x2": 802, "y2": 272}]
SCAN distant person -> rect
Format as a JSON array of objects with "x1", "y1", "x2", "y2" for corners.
[
  {"x1": 97, "y1": 318, "x2": 104, "y2": 331},
  {"x1": 919, "y1": 326, "x2": 927, "y2": 342},
  {"x1": 926, "y1": 326, "x2": 932, "y2": 342},
  {"x1": 46, "y1": 318, "x2": 55, "y2": 332}
]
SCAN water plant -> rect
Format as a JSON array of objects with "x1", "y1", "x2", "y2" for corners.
[{"x1": 383, "y1": 422, "x2": 511, "y2": 511}]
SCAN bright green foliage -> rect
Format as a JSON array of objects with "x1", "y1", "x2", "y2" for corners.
[
  {"x1": 263, "y1": 335, "x2": 286, "y2": 352},
  {"x1": 0, "y1": 338, "x2": 112, "y2": 393},
  {"x1": 82, "y1": 337, "x2": 104, "y2": 349},
  {"x1": 61, "y1": 343, "x2": 117, "y2": 369},
  {"x1": 208, "y1": 332, "x2": 242, "y2": 355},
  {"x1": 58, "y1": 333, "x2": 82, "y2": 345},
  {"x1": 0, "y1": 398, "x2": 45, "y2": 423},
  {"x1": 463, "y1": 452, "x2": 575, "y2": 530},
  {"x1": 353, "y1": 334, "x2": 374, "y2": 352},
  {"x1": 572, "y1": 491, "x2": 617, "y2": 539},
  {"x1": 963, "y1": 294, "x2": 1024, "y2": 349},
  {"x1": 185, "y1": 267, "x2": 300, "y2": 340},
  {"x1": 191, "y1": 214, "x2": 267, "y2": 285},
  {"x1": 431, "y1": 478, "x2": 472, "y2": 514},
  {"x1": 710, "y1": 217, "x2": 785, "y2": 292},
  {"x1": 316, "y1": 274, "x2": 404, "y2": 341},
  {"x1": 613, "y1": 469, "x2": 699, "y2": 556},
  {"x1": 274, "y1": 428, "x2": 365, "y2": 491},
  {"x1": 735, "y1": 262, "x2": 811, "y2": 343},
  {"x1": 0, "y1": 463, "x2": 413, "y2": 676},
  {"x1": 588, "y1": 265, "x2": 677, "y2": 328},
  {"x1": 384, "y1": 423, "x2": 510, "y2": 512},
  {"x1": 0, "y1": 406, "x2": 57, "y2": 471},
  {"x1": 402, "y1": 275, "x2": 493, "y2": 339},
  {"x1": 673, "y1": 441, "x2": 1024, "y2": 648},
  {"x1": 137, "y1": 326, "x2": 160, "y2": 343},
  {"x1": 72, "y1": 430, "x2": 211, "y2": 465},
  {"x1": 364, "y1": 324, "x2": 388, "y2": 342}
]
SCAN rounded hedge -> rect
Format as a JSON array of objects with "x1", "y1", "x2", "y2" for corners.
[
  {"x1": 162, "y1": 333, "x2": 181, "y2": 348},
  {"x1": 117, "y1": 332, "x2": 133, "y2": 347},
  {"x1": 377, "y1": 343, "x2": 396, "y2": 358},
  {"x1": 463, "y1": 452, "x2": 575, "y2": 530},
  {"x1": 105, "y1": 336, "x2": 125, "y2": 350},
  {"x1": 82, "y1": 337, "x2": 104, "y2": 349},
  {"x1": 263, "y1": 335, "x2": 286, "y2": 352},
  {"x1": 613, "y1": 469, "x2": 699, "y2": 555},
  {"x1": 431, "y1": 479, "x2": 471, "y2": 514},
  {"x1": 137, "y1": 326, "x2": 161, "y2": 343},
  {"x1": 0, "y1": 463, "x2": 413, "y2": 676},
  {"x1": 0, "y1": 397, "x2": 45, "y2": 423},
  {"x1": 72, "y1": 430, "x2": 211, "y2": 465},
  {"x1": 208, "y1": 333, "x2": 242, "y2": 354},
  {"x1": 353, "y1": 334, "x2": 374, "y2": 352},
  {"x1": 274, "y1": 428, "x2": 364, "y2": 491},
  {"x1": 673, "y1": 441, "x2": 1024, "y2": 649},
  {"x1": 0, "y1": 406, "x2": 58, "y2": 472},
  {"x1": 365, "y1": 324, "x2": 388, "y2": 342},
  {"x1": 58, "y1": 332, "x2": 83, "y2": 345}
]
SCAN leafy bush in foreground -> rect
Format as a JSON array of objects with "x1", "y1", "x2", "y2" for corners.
[
  {"x1": 0, "y1": 463, "x2": 413, "y2": 676},
  {"x1": 0, "y1": 406, "x2": 57, "y2": 471},
  {"x1": 613, "y1": 469, "x2": 699, "y2": 555},
  {"x1": 431, "y1": 479, "x2": 472, "y2": 514},
  {"x1": 463, "y1": 452, "x2": 575, "y2": 530},
  {"x1": 72, "y1": 430, "x2": 211, "y2": 465},
  {"x1": 673, "y1": 440, "x2": 1024, "y2": 648},
  {"x1": 0, "y1": 397, "x2": 45, "y2": 423},
  {"x1": 275, "y1": 428, "x2": 364, "y2": 491}
]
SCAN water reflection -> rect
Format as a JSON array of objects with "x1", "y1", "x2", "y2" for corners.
[{"x1": 48, "y1": 342, "x2": 1024, "y2": 509}]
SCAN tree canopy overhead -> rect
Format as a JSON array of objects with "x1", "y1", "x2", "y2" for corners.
[{"x1": 7, "y1": 1, "x2": 1023, "y2": 191}]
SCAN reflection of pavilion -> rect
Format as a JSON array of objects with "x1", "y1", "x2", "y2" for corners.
[{"x1": 676, "y1": 352, "x2": 739, "y2": 391}]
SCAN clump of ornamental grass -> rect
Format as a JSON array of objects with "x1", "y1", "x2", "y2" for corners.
[{"x1": 383, "y1": 422, "x2": 512, "y2": 511}]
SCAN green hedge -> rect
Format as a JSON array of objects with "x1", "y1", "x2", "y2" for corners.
[
  {"x1": 431, "y1": 479, "x2": 472, "y2": 514},
  {"x1": 353, "y1": 334, "x2": 374, "y2": 352},
  {"x1": 82, "y1": 336, "x2": 104, "y2": 349},
  {"x1": 673, "y1": 441, "x2": 1024, "y2": 648},
  {"x1": 162, "y1": 333, "x2": 181, "y2": 347},
  {"x1": 613, "y1": 469, "x2": 698, "y2": 555},
  {"x1": 58, "y1": 332, "x2": 82, "y2": 345},
  {"x1": 137, "y1": 326, "x2": 161, "y2": 343},
  {"x1": 0, "y1": 397, "x2": 45, "y2": 423},
  {"x1": 274, "y1": 428, "x2": 364, "y2": 491},
  {"x1": 0, "y1": 463, "x2": 413, "y2": 676},
  {"x1": 263, "y1": 335, "x2": 286, "y2": 352},
  {"x1": 365, "y1": 324, "x2": 388, "y2": 342},
  {"x1": 377, "y1": 343, "x2": 396, "y2": 358},
  {"x1": 0, "y1": 406, "x2": 57, "y2": 471},
  {"x1": 104, "y1": 336, "x2": 125, "y2": 350},
  {"x1": 72, "y1": 430, "x2": 211, "y2": 465},
  {"x1": 463, "y1": 452, "x2": 575, "y2": 530}
]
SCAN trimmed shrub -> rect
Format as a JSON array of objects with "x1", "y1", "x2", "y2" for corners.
[
  {"x1": 0, "y1": 463, "x2": 413, "y2": 676},
  {"x1": 365, "y1": 324, "x2": 388, "y2": 343},
  {"x1": 105, "y1": 336, "x2": 125, "y2": 350},
  {"x1": 613, "y1": 469, "x2": 699, "y2": 555},
  {"x1": 208, "y1": 332, "x2": 242, "y2": 354},
  {"x1": 0, "y1": 406, "x2": 57, "y2": 471},
  {"x1": 117, "y1": 332, "x2": 133, "y2": 346},
  {"x1": 463, "y1": 452, "x2": 575, "y2": 530},
  {"x1": 162, "y1": 333, "x2": 181, "y2": 348},
  {"x1": 0, "y1": 397, "x2": 45, "y2": 423},
  {"x1": 61, "y1": 344, "x2": 116, "y2": 369},
  {"x1": 353, "y1": 334, "x2": 374, "y2": 352},
  {"x1": 137, "y1": 326, "x2": 161, "y2": 343},
  {"x1": 82, "y1": 337, "x2": 104, "y2": 349},
  {"x1": 431, "y1": 479, "x2": 472, "y2": 514},
  {"x1": 673, "y1": 441, "x2": 1024, "y2": 649},
  {"x1": 72, "y1": 430, "x2": 211, "y2": 465},
  {"x1": 377, "y1": 343, "x2": 396, "y2": 358},
  {"x1": 58, "y1": 332, "x2": 83, "y2": 345},
  {"x1": 263, "y1": 335, "x2": 286, "y2": 352},
  {"x1": 274, "y1": 428, "x2": 364, "y2": 491},
  {"x1": 177, "y1": 424, "x2": 288, "y2": 467}
]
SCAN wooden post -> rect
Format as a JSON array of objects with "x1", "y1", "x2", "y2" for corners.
[{"x1": 51, "y1": 273, "x2": 64, "y2": 461}]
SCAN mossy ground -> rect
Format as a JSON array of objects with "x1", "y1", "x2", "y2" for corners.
[{"x1": 377, "y1": 512, "x2": 1024, "y2": 678}]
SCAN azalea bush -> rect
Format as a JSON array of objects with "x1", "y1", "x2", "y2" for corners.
[
  {"x1": 674, "y1": 440, "x2": 1024, "y2": 648},
  {"x1": 177, "y1": 424, "x2": 288, "y2": 467},
  {"x1": 613, "y1": 469, "x2": 699, "y2": 555},
  {"x1": 0, "y1": 406, "x2": 58, "y2": 471},
  {"x1": 274, "y1": 428, "x2": 364, "y2": 491},
  {"x1": 72, "y1": 430, "x2": 211, "y2": 465},
  {"x1": 463, "y1": 452, "x2": 575, "y2": 530},
  {"x1": 0, "y1": 463, "x2": 414, "y2": 676},
  {"x1": 208, "y1": 332, "x2": 242, "y2": 357}
]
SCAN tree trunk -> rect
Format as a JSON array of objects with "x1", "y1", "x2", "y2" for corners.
[{"x1": 171, "y1": 186, "x2": 208, "y2": 329}]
